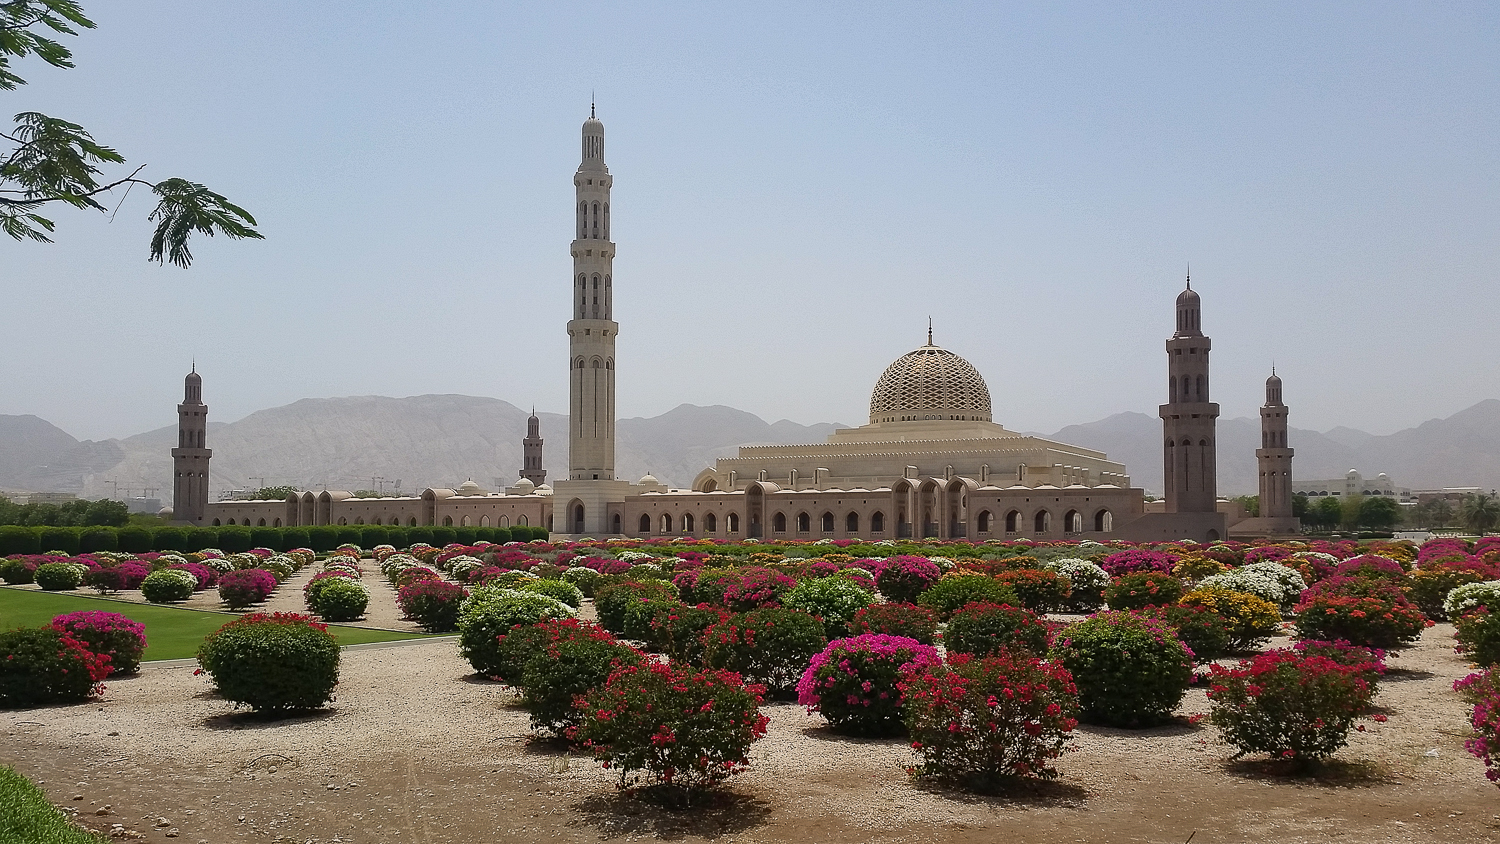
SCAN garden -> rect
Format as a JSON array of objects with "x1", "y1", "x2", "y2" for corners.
[{"x1": 3, "y1": 534, "x2": 1499, "y2": 842}]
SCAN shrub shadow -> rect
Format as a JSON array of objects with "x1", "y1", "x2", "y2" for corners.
[
  {"x1": 909, "y1": 776, "x2": 1090, "y2": 807},
  {"x1": 1075, "y1": 715, "x2": 1205, "y2": 739},
  {"x1": 201, "y1": 708, "x2": 337, "y2": 731},
  {"x1": 798, "y1": 724, "x2": 909, "y2": 746},
  {"x1": 1222, "y1": 757, "x2": 1398, "y2": 787},
  {"x1": 570, "y1": 788, "x2": 772, "y2": 840},
  {"x1": 1381, "y1": 668, "x2": 1436, "y2": 683}
]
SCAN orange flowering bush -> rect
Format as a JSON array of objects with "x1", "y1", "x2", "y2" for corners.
[{"x1": 1293, "y1": 594, "x2": 1429, "y2": 649}]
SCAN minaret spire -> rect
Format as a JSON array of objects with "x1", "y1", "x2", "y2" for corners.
[{"x1": 927, "y1": 317, "x2": 933, "y2": 346}]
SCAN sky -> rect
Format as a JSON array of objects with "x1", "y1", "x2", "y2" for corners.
[{"x1": 5, "y1": 1, "x2": 1498, "y2": 443}]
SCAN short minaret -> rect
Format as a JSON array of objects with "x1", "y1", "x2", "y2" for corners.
[
  {"x1": 521, "y1": 408, "x2": 546, "y2": 486},
  {"x1": 170, "y1": 365, "x2": 212, "y2": 524},
  {"x1": 568, "y1": 105, "x2": 617, "y2": 482},
  {"x1": 1159, "y1": 277, "x2": 1220, "y2": 513}
]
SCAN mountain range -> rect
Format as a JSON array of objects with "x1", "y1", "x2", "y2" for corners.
[{"x1": 4, "y1": 396, "x2": 1500, "y2": 500}]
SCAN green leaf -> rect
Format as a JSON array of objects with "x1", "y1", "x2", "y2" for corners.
[
  {"x1": 147, "y1": 177, "x2": 263, "y2": 268},
  {"x1": 2, "y1": 111, "x2": 124, "y2": 207},
  {"x1": 0, "y1": 0, "x2": 96, "y2": 90}
]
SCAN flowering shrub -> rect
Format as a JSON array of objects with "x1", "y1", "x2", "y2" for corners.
[
  {"x1": 1411, "y1": 566, "x2": 1498, "y2": 620},
  {"x1": 561, "y1": 565, "x2": 605, "y2": 596},
  {"x1": 595, "y1": 580, "x2": 679, "y2": 635},
  {"x1": 1455, "y1": 609, "x2": 1500, "y2": 667},
  {"x1": 1444, "y1": 581, "x2": 1500, "y2": 620},
  {"x1": 720, "y1": 567, "x2": 799, "y2": 611},
  {"x1": 1199, "y1": 562, "x2": 1307, "y2": 611},
  {"x1": 1332, "y1": 554, "x2": 1407, "y2": 581},
  {"x1": 875, "y1": 556, "x2": 943, "y2": 603},
  {"x1": 647, "y1": 603, "x2": 728, "y2": 665},
  {"x1": 490, "y1": 618, "x2": 616, "y2": 685},
  {"x1": 1244, "y1": 545, "x2": 1295, "y2": 564},
  {"x1": 168, "y1": 562, "x2": 216, "y2": 589},
  {"x1": 33, "y1": 562, "x2": 83, "y2": 591},
  {"x1": 457, "y1": 587, "x2": 575, "y2": 676},
  {"x1": 917, "y1": 575, "x2": 1020, "y2": 621},
  {"x1": 141, "y1": 569, "x2": 197, "y2": 603},
  {"x1": 50, "y1": 611, "x2": 146, "y2": 675},
  {"x1": 796, "y1": 634, "x2": 940, "y2": 735},
  {"x1": 520, "y1": 578, "x2": 585, "y2": 608},
  {"x1": 0, "y1": 626, "x2": 111, "y2": 706},
  {"x1": 703, "y1": 608, "x2": 827, "y2": 695},
  {"x1": 303, "y1": 570, "x2": 359, "y2": 604},
  {"x1": 307, "y1": 577, "x2": 369, "y2": 622},
  {"x1": 900, "y1": 652, "x2": 1080, "y2": 788},
  {"x1": 944, "y1": 602, "x2": 1049, "y2": 658},
  {"x1": 1179, "y1": 587, "x2": 1281, "y2": 651},
  {"x1": 1104, "y1": 572, "x2": 1185, "y2": 610},
  {"x1": 1042, "y1": 558, "x2": 1110, "y2": 612},
  {"x1": 1142, "y1": 603, "x2": 1232, "y2": 662},
  {"x1": 1454, "y1": 669, "x2": 1500, "y2": 787},
  {"x1": 1207, "y1": 649, "x2": 1375, "y2": 764},
  {"x1": 520, "y1": 632, "x2": 643, "y2": 734},
  {"x1": 392, "y1": 566, "x2": 441, "y2": 589},
  {"x1": 1051, "y1": 611, "x2": 1194, "y2": 727},
  {"x1": 1291, "y1": 639, "x2": 1387, "y2": 685},
  {"x1": 779, "y1": 577, "x2": 876, "y2": 638},
  {"x1": 1293, "y1": 594, "x2": 1429, "y2": 650},
  {"x1": 993, "y1": 569, "x2": 1072, "y2": 613},
  {"x1": 849, "y1": 603, "x2": 939, "y2": 644},
  {"x1": 82, "y1": 566, "x2": 128, "y2": 594},
  {"x1": 217, "y1": 569, "x2": 277, "y2": 610},
  {"x1": 1100, "y1": 549, "x2": 1177, "y2": 576},
  {"x1": 1171, "y1": 554, "x2": 1229, "y2": 582},
  {"x1": 572, "y1": 661, "x2": 769, "y2": 798},
  {"x1": 195, "y1": 613, "x2": 339, "y2": 712},
  {"x1": 396, "y1": 579, "x2": 467, "y2": 632}
]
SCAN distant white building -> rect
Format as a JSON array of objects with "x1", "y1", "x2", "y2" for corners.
[{"x1": 1293, "y1": 469, "x2": 1414, "y2": 503}]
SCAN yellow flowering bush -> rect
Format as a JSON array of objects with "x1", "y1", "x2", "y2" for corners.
[
  {"x1": 1180, "y1": 587, "x2": 1281, "y2": 652},
  {"x1": 1171, "y1": 555, "x2": 1228, "y2": 582}
]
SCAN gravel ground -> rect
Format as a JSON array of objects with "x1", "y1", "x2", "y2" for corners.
[{"x1": 3, "y1": 616, "x2": 1498, "y2": 843}]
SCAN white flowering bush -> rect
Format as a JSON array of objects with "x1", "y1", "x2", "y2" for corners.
[
  {"x1": 616, "y1": 550, "x2": 654, "y2": 562},
  {"x1": 155, "y1": 553, "x2": 189, "y2": 568},
  {"x1": 780, "y1": 577, "x2": 876, "y2": 637},
  {"x1": 1199, "y1": 562, "x2": 1306, "y2": 611},
  {"x1": 627, "y1": 562, "x2": 665, "y2": 578},
  {"x1": 263, "y1": 555, "x2": 296, "y2": 582},
  {"x1": 446, "y1": 555, "x2": 484, "y2": 580},
  {"x1": 1044, "y1": 557, "x2": 1110, "y2": 612},
  {"x1": 380, "y1": 553, "x2": 421, "y2": 577},
  {"x1": 1445, "y1": 581, "x2": 1500, "y2": 619}
]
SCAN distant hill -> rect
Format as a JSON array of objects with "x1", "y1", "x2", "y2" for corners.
[{"x1": 4, "y1": 397, "x2": 1500, "y2": 500}]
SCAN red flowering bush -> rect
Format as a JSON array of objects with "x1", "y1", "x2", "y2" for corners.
[
  {"x1": 1332, "y1": 554, "x2": 1408, "y2": 580},
  {"x1": 393, "y1": 566, "x2": 442, "y2": 589},
  {"x1": 875, "y1": 556, "x2": 943, "y2": 603},
  {"x1": 720, "y1": 566, "x2": 799, "y2": 611},
  {"x1": 595, "y1": 580, "x2": 678, "y2": 635},
  {"x1": 900, "y1": 652, "x2": 1080, "y2": 788},
  {"x1": 850, "y1": 603, "x2": 939, "y2": 644},
  {"x1": 1455, "y1": 608, "x2": 1500, "y2": 667},
  {"x1": 1293, "y1": 594, "x2": 1429, "y2": 649},
  {"x1": 1244, "y1": 545, "x2": 1295, "y2": 564},
  {"x1": 0, "y1": 626, "x2": 112, "y2": 706},
  {"x1": 571, "y1": 661, "x2": 769, "y2": 799},
  {"x1": 1104, "y1": 571, "x2": 1185, "y2": 610},
  {"x1": 1207, "y1": 649, "x2": 1376, "y2": 765},
  {"x1": 491, "y1": 619, "x2": 616, "y2": 685},
  {"x1": 703, "y1": 608, "x2": 827, "y2": 695},
  {"x1": 646, "y1": 603, "x2": 728, "y2": 665},
  {"x1": 1100, "y1": 549, "x2": 1177, "y2": 576},
  {"x1": 218, "y1": 568, "x2": 277, "y2": 610},
  {"x1": 993, "y1": 569, "x2": 1072, "y2": 613},
  {"x1": 944, "y1": 602, "x2": 1049, "y2": 657},
  {"x1": 1455, "y1": 669, "x2": 1500, "y2": 787},
  {"x1": 195, "y1": 613, "x2": 339, "y2": 712},
  {"x1": 51, "y1": 611, "x2": 147, "y2": 675},
  {"x1": 520, "y1": 632, "x2": 643, "y2": 734},
  {"x1": 82, "y1": 566, "x2": 128, "y2": 594},
  {"x1": 1291, "y1": 639, "x2": 1387, "y2": 685},
  {"x1": 396, "y1": 579, "x2": 468, "y2": 632},
  {"x1": 796, "y1": 634, "x2": 940, "y2": 735},
  {"x1": 1051, "y1": 611, "x2": 1194, "y2": 727}
]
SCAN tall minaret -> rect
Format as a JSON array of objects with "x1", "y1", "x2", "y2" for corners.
[
  {"x1": 521, "y1": 408, "x2": 546, "y2": 486},
  {"x1": 567, "y1": 106, "x2": 617, "y2": 482},
  {"x1": 1159, "y1": 277, "x2": 1220, "y2": 513},
  {"x1": 170, "y1": 365, "x2": 212, "y2": 524},
  {"x1": 1257, "y1": 370, "x2": 1294, "y2": 519}
]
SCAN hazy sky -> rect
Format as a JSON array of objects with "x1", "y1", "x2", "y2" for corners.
[{"x1": 5, "y1": 2, "x2": 1498, "y2": 443}]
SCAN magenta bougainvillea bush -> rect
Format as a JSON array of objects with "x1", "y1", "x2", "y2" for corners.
[
  {"x1": 1100, "y1": 549, "x2": 1178, "y2": 576},
  {"x1": 796, "y1": 634, "x2": 940, "y2": 735},
  {"x1": 50, "y1": 611, "x2": 146, "y2": 675},
  {"x1": 1207, "y1": 649, "x2": 1378, "y2": 764},
  {"x1": 1455, "y1": 669, "x2": 1500, "y2": 787},
  {"x1": 875, "y1": 556, "x2": 943, "y2": 603},
  {"x1": 218, "y1": 568, "x2": 277, "y2": 610}
]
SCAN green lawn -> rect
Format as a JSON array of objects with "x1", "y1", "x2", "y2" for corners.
[
  {"x1": 0, "y1": 765, "x2": 105, "y2": 844},
  {"x1": 0, "y1": 589, "x2": 433, "y2": 661}
]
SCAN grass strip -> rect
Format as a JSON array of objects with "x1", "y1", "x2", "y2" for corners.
[
  {"x1": 0, "y1": 764, "x2": 106, "y2": 844},
  {"x1": 0, "y1": 589, "x2": 430, "y2": 661}
]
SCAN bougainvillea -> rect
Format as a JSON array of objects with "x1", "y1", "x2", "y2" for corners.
[
  {"x1": 720, "y1": 567, "x2": 799, "y2": 611},
  {"x1": 1051, "y1": 611, "x2": 1194, "y2": 727},
  {"x1": 917, "y1": 575, "x2": 1020, "y2": 621},
  {"x1": 875, "y1": 556, "x2": 943, "y2": 603},
  {"x1": 779, "y1": 577, "x2": 876, "y2": 638},
  {"x1": 993, "y1": 568, "x2": 1072, "y2": 613},
  {"x1": 1100, "y1": 549, "x2": 1178, "y2": 576},
  {"x1": 1291, "y1": 639, "x2": 1387, "y2": 685},
  {"x1": 395, "y1": 579, "x2": 467, "y2": 632},
  {"x1": 218, "y1": 568, "x2": 277, "y2": 610},
  {"x1": 1104, "y1": 572, "x2": 1185, "y2": 611},
  {"x1": 703, "y1": 608, "x2": 827, "y2": 695},
  {"x1": 796, "y1": 634, "x2": 940, "y2": 735},
  {"x1": 1179, "y1": 587, "x2": 1282, "y2": 652},
  {"x1": 571, "y1": 661, "x2": 769, "y2": 799},
  {"x1": 0, "y1": 626, "x2": 112, "y2": 706},
  {"x1": 1207, "y1": 649, "x2": 1376, "y2": 765},
  {"x1": 1411, "y1": 564, "x2": 1500, "y2": 620},
  {"x1": 1455, "y1": 608, "x2": 1500, "y2": 668},
  {"x1": 900, "y1": 652, "x2": 1080, "y2": 788},
  {"x1": 50, "y1": 611, "x2": 146, "y2": 675},
  {"x1": 1293, "y1": 594, "x2": 1429, "y2": 650},
  {"x1": 849, "y1": 603, "x2": 940, "y2": 644},
  {"x1": 1141, "y1": 603, "x2": 1232, "y2": 662},
  {"x1": 1454, "y1": 668, "x2": 1500, "y2": 787},
  {"x1": 520, "y1": 633, "x2": 643, "y2": 734},
  {"x1": 1042, "y1": 558, "x2": 1110, "y2": 612},
  {"x1": 943, "y1": 602, "x2": 1049, "y2": 658}
]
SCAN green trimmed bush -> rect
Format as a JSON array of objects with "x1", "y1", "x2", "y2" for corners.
[
  {"x1": 281, "y1": 527, "x2": 312, "y2": 550},
  {"x1": 307, "y1": 526, "x2": 340, "y2": 552},
  {"x1": 38, "y1": 527, "x2": 79, "y2": 556},
  {"x1": 703, "y1": 608, "x2": 827, "y2": 695},
  {"x1": 0, "y1": 525, "x2": 41, "y2": 556},
  {"x1": 430, "y1": 526, "x2": 457, "y2": 545},
  {"x1": 152, "y1": 527, "x2": 189, "y2": 552},
  {"x1": 944, "y1": 602, "x2": 1049, "y2": 657},
  {"x1": 34, "y1": 563, "x2": 83, "y2": 592},
  {"x1": 780, "y1": 577, "x2": 876, "y2": 638},
  {"x1": 184, "y1": 527, "x2": 219, "y2": 552},
  {"x1": 308, "y1": 577, "x2": 369, "y2": 622},
  {"x1": 79, "y1": 527, "x2": 118, "y2": 553},
  {"x1": 1051, "y1": 611, "x2": 1195, "y2": 727},
  {"x1": 117, "y1": 526, "x2": 152, "y2": 553},
  {"x1": 218, "y1": 526, "x2": 253, "y2": 553},
  {"x1": 405, "y1": 526, "x2": 435, "y2": 546},
  {"x1": 195, "y1": 613, "x2": 340, "y2": 712},
  {"x1": 250, "y1": 527, "x2": 282, "y2": 550},
  {"x1": 917, "y1": 575, "x2": 1020, "y2": 620},
  {"x1": 141, "y1": 569, "x2": 197, "y2": 603},
  {"x1": 457, "y1": 587, "x2": 575, "y2": 676}
]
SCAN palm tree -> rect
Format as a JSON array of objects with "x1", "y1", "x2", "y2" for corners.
[{"x1": 1459, "y1": 493, "x2": 1500, "y2": 535}]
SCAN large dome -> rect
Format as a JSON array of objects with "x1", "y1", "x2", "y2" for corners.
[{"x1": 869, "y1": 342, "x2": 992, "y2": 424}]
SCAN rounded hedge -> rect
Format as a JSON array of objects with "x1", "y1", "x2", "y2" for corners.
[
  {"x1": 917, "y1": 575, "x2": 1020, "y2": 620},
  {"x1": 396, "y1": 579, "x2": 467, "y2": 633},
  {"x1": 33, "y1": 562, "x2": 83, "y2": 592},
  {"x1": 779, "y1": 577, "x2": 876, "y2": 638},
  {"x1": 196, "y1": 613, "x2": 340, "y2": 712},
  {"x1": 704, "y1": 607, "x2": 827, "y2": 695},
  {"x1": 141, "y1": 569, "x2": 197, "y2": 603},
  {"x1": 1051, "y1": 611, "x2": 1195, "y2": 727},
  {"x1": 309, "y1": 577, "x2": 369, "y2": 622},
  {"x1": 0, "y1": 627, "x2": 112, "y2": 707},
  {"x1": 944, "y1": 602, "x2": 1050, "y2": 657},
  {"x1": 457, "y1": 587, "x2": 575, "y2": 676}
]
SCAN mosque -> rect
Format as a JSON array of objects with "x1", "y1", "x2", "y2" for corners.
[{"x1": 194, "y1": 110, "x2": 1300, "y2": 542}]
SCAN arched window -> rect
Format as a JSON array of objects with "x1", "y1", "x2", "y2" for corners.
[
  {"x1": 977, "y1": 510, "x2": 992, "y2": 532},
  {"x1": 442, "y1": 516, "x2": 453, "y2": 527},
  {"x1": 821, "y1": 512, "x2": 834, "y2": 533},
  {"x1": 1094, "y1": 509, "x2": 1113, "y2": 532},
  {"x1": 592, "y1": 201, "x2": 600, "y2": 237},
  {"x1": 212, "y1": 519, "x2": 221, "y2": 526},
  {"x1": 354, "y1": 517, "x2": 364, "y2": 525},
  {"x1": 1065, "y1": 510, "x2": 1082, "y2": 533},
  {"x1": 499, "y1": 515, "x2": 509, "y2": 527},
  {"x1": 578, "y1": 202, "x2": 587, "y2": 237},
  {"x1": 408, "y1": 517, "x2": 417, "y2": 527},
  {"x1": 684, "y1": 513, "x2": 695, "y2": 533},
  {"x1": 773, "y1": 512, "x2": 787, "y2": 533},
  {"x1": 845, "y1": 512, "x2": 859, "y2": 533},
  {"x1": 705, "y1": 512, "x2": 717, "y2": 533},
  {"x1": 661, "y1": 513, "x2": 673, "y2": 533},
  {"x1": 870, "y1": 511, "x2": 885, "y2": 533},
  {"x1": 573, "y1": 504, "x2": 585, "y2": 533},
  {"x1": 1033, "y1": 510, "x2": 1050, "y2": 533},
  {"x1": 797, "y1": 512, "x2": 810, "y2": 533},
  {"x1": 639, "y1": 513, "x2": 651, "y2": 533},
  {"x1": 1196, "y1": 375, "x2": 1204, "y2": 398},
  {"x1": 727, "y1": 512, "x2": 739, "y2": 533},
  {"x1": 612, "y1": 513, "x2": 621, "y2": 534},
  {"x1": 460, "y1": 515, "x2": 471, "y2": 527},
  {"x1": 479, "y1": 515, "x2": 490, "y2": 527}
]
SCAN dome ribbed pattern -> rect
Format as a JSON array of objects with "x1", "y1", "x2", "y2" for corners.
[{"x1": 869, "y1": 344, "x2": 992, "y2": 423}]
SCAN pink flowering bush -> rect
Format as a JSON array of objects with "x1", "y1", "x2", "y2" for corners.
[
  {"x1": 899, "y1": 652, "x2": 1080, "y2": 788},
  {"x1": 797, "y1": 634, "x2": 941, "y2": 735},
  {"x1": 1455, "y1": 608, "x2": 1500, "y2": 668},
  {"x1": 875, "y1": 556, "x2": 942, "y2": 603},
  {"x1": 1244, "y1": 545, "x2": 1295, "y2": 564},
  {"x1": 1455, "y1": 669, "x2": 1500, "y2": 787},
  {"x1": 1051, "y1": 611, "x2": 1195, "y2": 727},
  {"x1": 571, "y1": 661, "x2": 770, "y2": 801},
  {"x1": 0, "y1": 626, "x2": 112, "y2": 706},
  {"x1": 1291, "y1": 639, "x2": 1387, "y2": 685},
  {"x1": 1332, "y1": 554, "x2": 1408, "y2": 580},
  {"x1": 51, "y1": 611, "x2": 147, "y2": 675},
  {"x1": 169, "y1": 562, "x2": 216, "y2": 589},
  {"x1": 218, "y1": 568, "x2": 277, "y2": 610},
  {"x1": 396, "y1": 580, "x2": 467, "y2": 632},
  {"x1": 720, "y1": 566, "x2": 799, "y2": 611},
  {"x1": 1207, "y1": 649, "x2": 1376, "y2": 765},
  {"x1": 1100, "y1": 549, "x2": 1178, "y2": 576}
]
